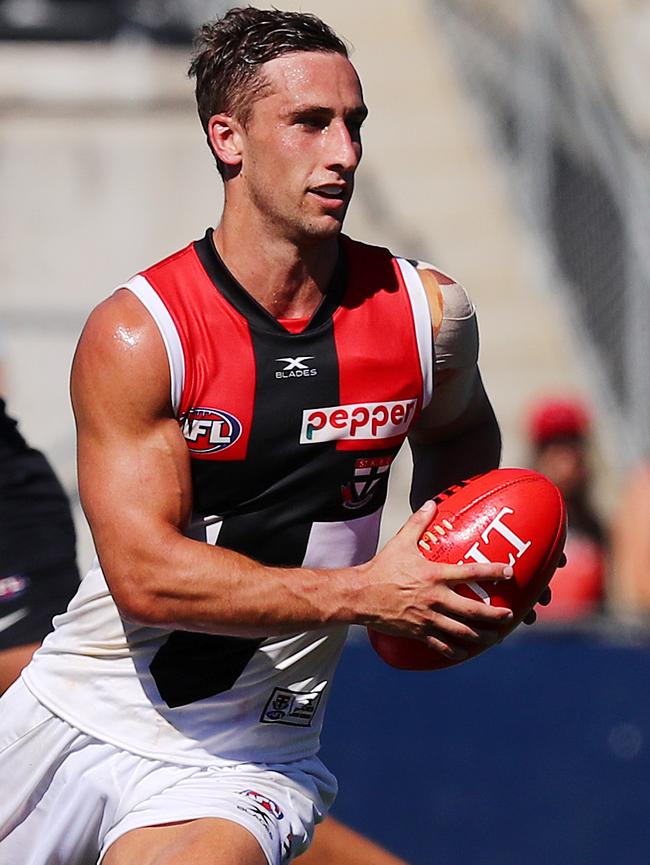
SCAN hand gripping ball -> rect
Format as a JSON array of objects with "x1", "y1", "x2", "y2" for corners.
[{"x1": 368, "y1": 468, "x2": 567, "y2": 669}]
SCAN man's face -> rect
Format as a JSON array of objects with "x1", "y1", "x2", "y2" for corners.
[{"x1": 235, "y1": 51, "x2": 367, "y2": 243}]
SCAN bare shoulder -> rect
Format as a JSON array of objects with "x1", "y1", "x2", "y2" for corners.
[
  {"x1": 71, "y1": 291, "x2": 192, "y2": 598},
  {"x1": 75, "y1": 289, "x2": 167, "y2": 371},
  {"x1": 72, "y1": 289, "x2": 172, "y2": 428}
]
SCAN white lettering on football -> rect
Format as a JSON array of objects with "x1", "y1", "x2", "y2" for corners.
[{"x1": 459, "y1": 507, "x2": 532, "y2": 602}]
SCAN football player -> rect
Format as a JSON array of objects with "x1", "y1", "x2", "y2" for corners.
[{"x1": 0, "y1": 9, "x2": 526, "y2": 864}]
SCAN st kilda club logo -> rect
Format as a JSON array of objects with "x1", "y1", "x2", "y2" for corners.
[
  {"x1": 180, "y1": 407, "x2": 242, "y2": 454},
  {"x1": 341, "y1": 456, "x2": 392, "y2": 510}
]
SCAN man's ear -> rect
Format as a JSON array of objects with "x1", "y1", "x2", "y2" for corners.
[{"x1": 207, "y1": 114, "x2": 244, "y2": 169}]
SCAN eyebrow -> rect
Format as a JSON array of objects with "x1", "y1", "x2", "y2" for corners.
[{"x1": 287, "y1": 104, "x2": 369, "y2": 122}]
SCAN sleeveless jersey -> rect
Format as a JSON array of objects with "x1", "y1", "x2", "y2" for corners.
[{"x1": 24, "y1": 231, "x2": 434, "y2": 766}]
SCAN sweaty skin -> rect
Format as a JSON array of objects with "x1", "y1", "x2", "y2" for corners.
[
  {"x1": 73, "y1": 52, "x2": 514, "y2": 661},
  {"x1": 72, "y1": 49, "x2": 514, "y2": 865},
  {"x1": 73, "y1": 288, "x2": 513, "y2": 653},
  {"x1": 209, "y1": 52, "x2": 366, "y2": 319}
]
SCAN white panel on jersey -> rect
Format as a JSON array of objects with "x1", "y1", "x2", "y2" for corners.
[
  {"x1": 117, "y1": 274, "x2": 185, "y2": 414},
  {"x1": 302, "y1": 509, "x2": 383, "y2": 568},
  {"x1": 205, "y1": 521, "x2": 223, "y2": 546},
  {"x1": 395, "y1": 258, "x2": 434, "y2": 408}
]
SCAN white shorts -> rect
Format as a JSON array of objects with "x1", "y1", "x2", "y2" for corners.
[{"x1": 0, "y1": 678, "x2": 337, "y2": 865}]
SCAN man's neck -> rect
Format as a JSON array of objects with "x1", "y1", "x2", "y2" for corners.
[{"x1": 212, "y1": 219, "x2": 340, "y2": 321}]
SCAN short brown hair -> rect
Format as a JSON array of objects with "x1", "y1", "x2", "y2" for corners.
[{"x1": 188, "y1": 6, "x2": 349, "y2": 174}]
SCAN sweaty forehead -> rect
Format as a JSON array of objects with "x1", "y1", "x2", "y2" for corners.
[{"x1": 258, "y1": 51, "x2": 364, "y2": 110}]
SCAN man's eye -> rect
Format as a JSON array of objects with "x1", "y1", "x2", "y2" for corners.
[{"x1": 299, "y1": 117, "x2": 326, "y2": 130}]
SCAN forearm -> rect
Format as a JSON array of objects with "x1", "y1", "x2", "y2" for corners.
[
  {"x1": 121, "y1": 414, "x2": 501, "y2": 636},
  {"x1": 74, "y1": 292, "x2": 511, "y2": 650},
  {"x1": 99, "y1": 526, "x2": 362, "y2": 637},
  {"x1": 409, "y1": 407, "x2": 501, "y2": 510}
]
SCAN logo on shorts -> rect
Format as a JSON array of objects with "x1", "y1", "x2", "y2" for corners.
[
  {"x1": 342, "y1": 456, "x2": 392, "y2": 510},
  {"x1": 239, "y1": 790, "x2": 284, "y2": 820},
  {"x1": 261, "y1": 687, "x2": 323, "y2": 727},
  {"x1": 180, "y1": 407, "x2": 242, "y2": 454},
  {"x1": 236, "y1": 791, "x2": 283, "y2": 839},
  {"x1": 300, "y1": 399, "x2": 416, "y2": 444}
]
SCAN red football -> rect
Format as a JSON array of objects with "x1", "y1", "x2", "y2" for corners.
[{"x1": 368, "y1": 467, "x2": 567, "y2": 669}]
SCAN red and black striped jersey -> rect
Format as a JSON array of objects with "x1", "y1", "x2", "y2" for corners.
[
  {"x1": 134, "y1": 230, "x2": 431, "y2": 559},
  {"x1": 25, "y1": 231, "x2": 438, "y2": 765}
]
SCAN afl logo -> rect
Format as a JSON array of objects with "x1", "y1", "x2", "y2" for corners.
[{"x1": 180, "y1": 407, "x2": 242, "y2": 454}]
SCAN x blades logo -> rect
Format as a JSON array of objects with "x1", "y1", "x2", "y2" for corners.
[
  {"x1": 276, "y1": 356, "x2": 313, "y2": 370},
  {"x1": 275, "y1": 356, "x2": 317, "y2": 380},
  {"x1": 180, "y1": 407, "x2": 242, "y2": 454}
]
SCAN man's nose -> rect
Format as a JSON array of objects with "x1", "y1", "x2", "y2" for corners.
[{"x1": 324, "y1": 119, "x2": 361, "y2": 172}]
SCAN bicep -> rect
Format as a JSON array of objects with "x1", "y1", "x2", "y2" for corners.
[{"x1": 71, "y1": 292, "x2": 192, "y2": 585}]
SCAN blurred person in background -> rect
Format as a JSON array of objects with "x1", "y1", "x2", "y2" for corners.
[
  {"x1": 0, "y1": 363, "x2": 79, "y2": 693},
  {"x1": 526, "y1": 396, "x2": 607, "y2": 622},
  {"x1": 610, "y1": 457, "x2": 650, "y2": 616}
]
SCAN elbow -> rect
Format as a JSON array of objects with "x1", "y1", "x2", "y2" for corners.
[
  {"x1": 112, "y1": 581, "x2": 162, "y2": 627},
  {"x1": 102, "y1": 558, "x2": 169, "y2": 627},
  {"x1": 115, "y1": 593, "x2": 162, "y2": 628}
]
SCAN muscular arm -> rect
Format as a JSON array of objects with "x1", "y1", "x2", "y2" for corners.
[
  {"x1": 72, "y1": 291, "x2": 356, "y2": 637},
  {"x1": 408, "y1": 266, "x2": 501, "y2": 508},
  {"x1": 72, "y1": 290, "x2": 512, "y2": 655}
]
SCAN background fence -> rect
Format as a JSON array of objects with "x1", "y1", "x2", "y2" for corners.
[{"x1": 433, "y1": 0, "x2": 650, "y2": 469}]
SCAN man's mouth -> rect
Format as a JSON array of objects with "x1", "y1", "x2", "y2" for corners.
[{"x1": 309, "y1": 184, "x2": 347, "y2": 200}]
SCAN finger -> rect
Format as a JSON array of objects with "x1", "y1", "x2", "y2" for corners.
[
  {"x1": 538, "y1": 586, "x2": 552, "y2": 606},
  {"x1": 435, "y1": 562, "x2": 514, "y2": 584},
  {"x1": 397, "y1": 499, "x2": 438, "y2": 545},
  {"x1": 557, "y1": 552, "x2": 567, "y2": 568},
  {"x1": 426, "y1": 611, "x2": 503, "y2": 647},
  {"x1": 442, "y1": 592, "x2": 514, "y2": 624},
  {"x1": 523, "y1": 608, "x2": 537, "y2": 625},
  {"x1": 423, "y1": 635, "x2": 469, "y2": 661}
]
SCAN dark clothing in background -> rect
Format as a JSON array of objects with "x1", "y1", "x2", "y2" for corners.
[{"x1": 0, "y1": 398, "x2": 79, "y2": 648}]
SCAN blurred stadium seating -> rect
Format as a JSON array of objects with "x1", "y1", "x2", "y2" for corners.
[
  {"x1": 432, "y1": 0, "x2": 650, "y2": 471},
  {"x1": 0, "y1": 0, "x2": 224, "y2": 43}
]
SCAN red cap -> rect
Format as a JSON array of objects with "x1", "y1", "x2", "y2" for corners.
[{"x1": 528, "y1": 397, "x2": 591, "y2": 445}]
